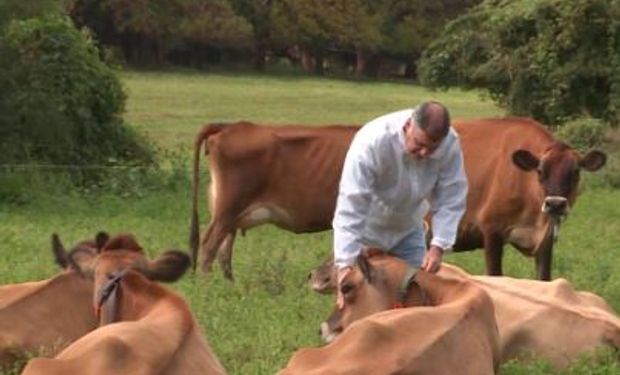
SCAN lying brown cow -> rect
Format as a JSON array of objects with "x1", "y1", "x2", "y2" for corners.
[
  {"x1": 0, "y1": 234, "x2": 103, "y2": 368},
  {"x1": 21, "y1": 233, "x2": 227, "y2": 375},
  {"x1": 279, "y1": 249, "x2": 500, "y2": 375},
  {"x1": 191, "y1": 118, "x2": 606, "y2": 281},
  {"x1": 440, "y1": 264, "x2": 620, "y2": 368},
  {"x1": 309, "y1": 257, "x2": 620, "y2": 369}
]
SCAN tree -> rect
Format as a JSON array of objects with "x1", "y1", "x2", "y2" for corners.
[
  {"x1": 419, "y1": 0, "x2": 620, "y2": 125},
  {"x1": 0, "y1": 13, "x2": 153, "y2": 168},
  {"x1": 278, "y1": 0, "x2": 383, "y2": 76},
  {"x1": 229, "y1": 0, "x2": 288, "y2": 70},
  {"x1": 381, "y1": 0, "x2": 480, "y2": 78},
  {"x1": 103, "y1": 0, "x2": 186, "y2": 63},
  {"x1": 278, "y1": 0, "x2": 480, "y2": 78}
]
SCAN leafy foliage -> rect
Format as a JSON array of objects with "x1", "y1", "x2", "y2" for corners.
[
  {"x1": 0, "y1": 14, "x2": 154, "y2": 168},
  {"x1": 419, "y1": 0, "x2": 620, "y2": 125},
  {"x1": 67, "y1": 0, "x2": 480, "y2": 76},
  {"x1": 274, "y1": 0, "x2": 479, "y2": 76},
  {"x1": 0, "y1": 0, "x2": 70, "y2": 29},
  {"x1": 555, "y1": 117, "x2": 606, "y2": 152}
]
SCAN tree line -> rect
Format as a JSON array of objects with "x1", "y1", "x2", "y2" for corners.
[
  {"x1": 69, "y1": 0, "x2": 480, "y2": 78},
  {"x1": 70, "y1": 0, "x2": 620, "y2": 125},
  {"x1": 1, "y1": 0, "x2": 618, "y2": 182}
]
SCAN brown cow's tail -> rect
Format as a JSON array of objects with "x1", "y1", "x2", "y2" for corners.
[{"x1": 190, "y1": 123, "x2": 227, "y2": 271}]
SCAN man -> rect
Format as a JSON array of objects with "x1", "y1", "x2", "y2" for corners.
[{"x1": 332, "y1": 101, "x2": 467, "y2": 305}]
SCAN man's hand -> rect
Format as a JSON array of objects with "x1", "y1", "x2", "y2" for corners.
[
  {"x1": 336, "y1": 266, "x2": 352, "y2": 309},
  {"x1": 422, "y1": 245, "x2": 443, "y2": 273}
]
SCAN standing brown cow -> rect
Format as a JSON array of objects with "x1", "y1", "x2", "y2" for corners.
[
  {"x1": 453, "y1": 118, "x2": 605, "y2": 279},
  {"x1": 190, "y1": 122, "x2": 357, "y2": 278},
  {"x1": 191, "y1": 118, "x2": 606, "y2": 280}
]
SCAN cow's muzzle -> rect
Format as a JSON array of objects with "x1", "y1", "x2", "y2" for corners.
[
  {"x1": 308, "y1": 271, "x2": 337, "y2": 295},
  {"x1": 320, "y1": 321, "x2": 341, "y2": 343},
  {"x1": 542, "y1": 196, "x2": 569, "y2": 217}
]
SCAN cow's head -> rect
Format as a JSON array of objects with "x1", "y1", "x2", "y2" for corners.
[
  {"x1": 307, "y1": 258, "x2": 337, "y2": 294},
  {"x1": 51, "y1": 232, "x2": 109, "y2": 274},
  {"x1": 319, "y1": 250, "x2": 426, "y2": 343},
  {"x1": 53, "y1": 232, "x2": 190, "y2": 325},
  {"x1": 512, "y1": 143, "x2": 606, "y2": 217}
]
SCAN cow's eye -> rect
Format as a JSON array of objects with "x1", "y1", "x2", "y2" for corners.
[{"x1": 340, "y1": 283, "x2": 354, "y2": 295}]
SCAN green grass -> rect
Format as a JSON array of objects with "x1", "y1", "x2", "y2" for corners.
[
  {"x1": 1, "y1": 69, "x2": 618, "y2": 374},
  {"x1": 1, "y1": 188, "x2": 618, "y2": 375},
  {"x1": 121, "y1": 69, "x2": 503, "y2": 149}
]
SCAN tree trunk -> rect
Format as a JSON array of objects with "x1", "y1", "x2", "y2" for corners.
[
  {"x1": 404, "y1": 61, "x2": 417, "y2": 79},
  {"x1": 355, "y1": 49, "x2": 381, "y2": 78},
  {"x1": 364, "y1": 54, "x2": 381, "y2": 78},
  {"x1": 314, "y1": 50, "x2": 325, "y2": 75},
  {"x1": 300, "y1": 47, "x2": 315, "y2": 73},
  {"x1": 253, "y1": 42, "x2": 266, "y2": 71},
  {"x1": 354, "y1": 48, "x2": 368, "y2": 78}
]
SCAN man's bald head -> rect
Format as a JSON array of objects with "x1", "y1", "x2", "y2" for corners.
[{"x1": 412, "y1": 101, "x2": 451, "y2": 142}]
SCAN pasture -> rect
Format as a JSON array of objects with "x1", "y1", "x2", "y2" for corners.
[{"x1": 1, "y1": 70, "x2": 618, "y2": 374}]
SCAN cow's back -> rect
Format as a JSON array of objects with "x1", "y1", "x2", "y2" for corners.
[
  {"x1": 473, "y1": 275, "x2": 620, "y2": 367},
  {"x1": 207, "y1": 123, "x2": 358, "y2": 232},
  {"x1": 439, "y1": 263, "x2": 620, "y2": 368},
  {"x1": 0, "y1": 280, "x2": 49, "y2": 309},
  {"x1": 282, "y1": 273, "x2": 499, "y2": 375},
  {"x1": 164, "y1": 329, "x2": 227, "y2": 375},
  {"x1": 0, "y1": 272, "x2": 95, "y2": 366},
  {"x1": 280, "y1": 308, "x2": 497, "y2": 375}
]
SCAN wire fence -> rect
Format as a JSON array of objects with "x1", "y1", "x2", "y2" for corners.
[{"x1": 0, "y1": 163, "x2": 188, "y2": 171}]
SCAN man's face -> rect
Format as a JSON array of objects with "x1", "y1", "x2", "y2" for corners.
[{"x1": 403, "y1": 120, "x2": 442, "y2": 159}]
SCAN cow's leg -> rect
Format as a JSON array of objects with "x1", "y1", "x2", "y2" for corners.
[
  {"x1": 483, "y1": 231, "x2": 504, "y2": 276},
  {"x1": 200, "y1": 220, "x2": 232, "y2": 274},
  {"x1": 217, "y1": 231, "x2": 236, "y2": 281},
  {"x1": 535, "y1": 243, "x2": 553, "y2": 281}
]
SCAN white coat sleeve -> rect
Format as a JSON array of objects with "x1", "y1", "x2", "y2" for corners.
[
  {"x1": 332, "y1": 138, "x2": 377, "y2": 269},
  {"x1": 429, "y1": 141, "x2": 468, "y2": 251}
]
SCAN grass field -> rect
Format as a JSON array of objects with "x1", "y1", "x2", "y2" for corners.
[
  {"x1": 1, "y1": 70, "x2": 618, "y2": 374},
  {"x1": 121, "y1": 69, "x2": 504, "y2": 149}
]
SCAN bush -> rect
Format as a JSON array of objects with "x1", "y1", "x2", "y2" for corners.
[
  {"x1": 419, "y1": 0, "x2": 620, "y2": 126},
  {"x1": 0, "y1": 14, "x2": 154, "y2": 170},
  {"x1": 555, "y1": 117, "x2": 606, "y2": 151}
]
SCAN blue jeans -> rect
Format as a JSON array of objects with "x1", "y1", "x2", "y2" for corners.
[{"x1": 389, "y1": 227, "x2": 427, "y2": 267}]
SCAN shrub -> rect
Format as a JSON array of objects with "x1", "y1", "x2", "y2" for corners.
[
  {"x1": 555, "y1": 117, "x2": 606, "y2": 151},
  {"x1": 0, "y1": 14, "x2": 154, "y2": 169},
  {"x1": 419, "y1": 0, "x2": 620, "y2": 126}
]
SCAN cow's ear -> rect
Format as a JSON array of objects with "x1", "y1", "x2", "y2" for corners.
[
  {"x1": 579, "y1": 150, "x2": 607, "y2": 171},
  {"x1": 512, "y1": 150, "x2": 540, "y2": 171},
  {"x1": 143, "y1": 250, "x2": 191, "y2": 282},
  {"x1": 51, "y1": 233, "x2": 69, "y2": 269},
  {"x1": 95, "y1": 232, "x2": 109, "y2": 253},
  {"x1": 357, "y1": 250, "x2": 376, "y2": 284}
]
